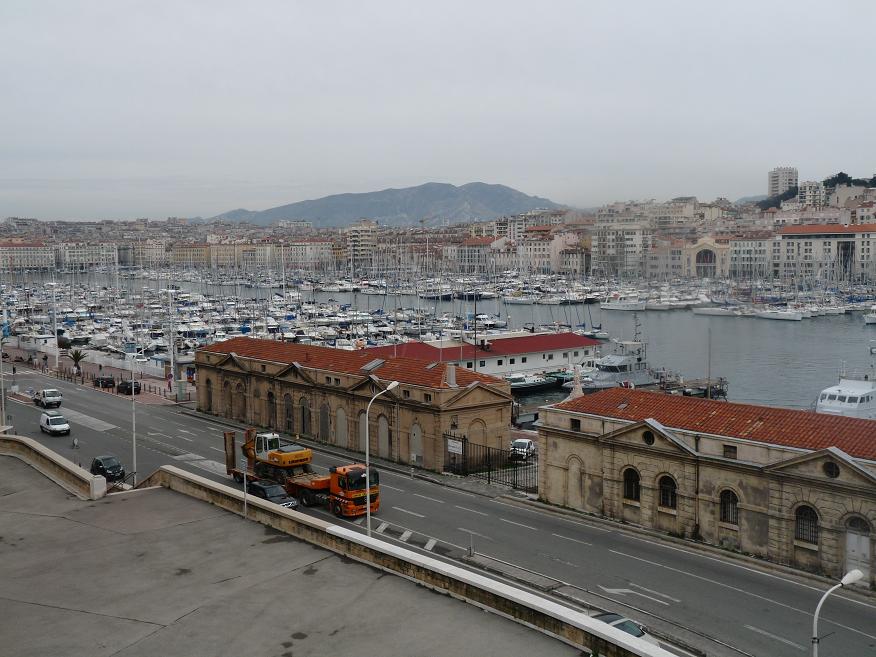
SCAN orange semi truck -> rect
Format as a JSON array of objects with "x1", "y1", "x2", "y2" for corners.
[{"x1": 224, "y1": 429, "x2": 379, "y2": 517}]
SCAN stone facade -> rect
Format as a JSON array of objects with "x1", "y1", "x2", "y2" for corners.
[
  {"x1": 195, "y1": 343, "x2": 513, "y2": 473},
  {"x1": 539, "y1": 409, "x2": 876, "y2": 586}
]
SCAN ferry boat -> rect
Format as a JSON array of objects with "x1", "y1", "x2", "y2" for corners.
[{"x1": 815, "y1": 368, "x2": 876, "y2": 419}]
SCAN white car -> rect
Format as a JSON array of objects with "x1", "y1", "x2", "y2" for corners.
[
  {"x1": 39, "y1": 410, "x2": 71, "y2": 436},
  {"x1": 509, "y1": 438, "x2": 537, "y2": 461},
  {"x1": 592, "y1": 612, "x2": 660, "y2": 646}
]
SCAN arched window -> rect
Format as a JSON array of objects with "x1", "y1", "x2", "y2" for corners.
[
  {"x1": 234, "y1": 383, "x2": 246, "y2": 422},
  {"x1": 719, "y1": 490, "x2": 739, "y2": 525},
  {"x1": 223, "y1": 381, "x2": 232, "y2": 419},
  {"x1": 847, "y1": 516, "x2": 871, "y2": 535},
  {"x1": 335, "y1": 407, "x2": 348, "y2": 448},
  {"x1": 265, "y1": 391, "x2": 276, "y2": 429},
  {"x1": 795, "y1": 505, "x2": 819, "y2": 544},
  {"x1": 622, "y1": 468, "x2": 640, "y2": 502},
  {"x1": 204, "y1": 378, "x2": 212, "y2": 413},
  {"x1": 319, "y1": 403, "x2": 330, "y2": 442},
  {"x1": 299, "y1": 397, "x2": 311, "y2": 436},
  {"x1": 284, "y1": 394, "x2": 294, "y2": 433},
  {"x1": 358, "y1": 411, "x2": 367, "y2": 452},
  {"x1": 658, "y1": 475, "x2": 677, "y2": 509}
]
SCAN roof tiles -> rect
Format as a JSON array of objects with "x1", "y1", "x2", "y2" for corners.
[{"x1": 368, "y1": 332, "x2": 599, "y2": 362}]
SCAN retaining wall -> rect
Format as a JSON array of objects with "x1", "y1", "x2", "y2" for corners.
[{"x1": 0, "y1": 434, "x2": 106, "y2": 499}]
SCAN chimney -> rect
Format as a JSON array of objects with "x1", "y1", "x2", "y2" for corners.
[{"x1": 446, "y1": 363, "x2": 457, "y2": 387}]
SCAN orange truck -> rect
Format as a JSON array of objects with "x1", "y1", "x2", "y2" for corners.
[{"x1": 224, "y1": 429, "x2": 379, "y2": 517}]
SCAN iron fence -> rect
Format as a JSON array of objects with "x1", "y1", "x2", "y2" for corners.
[{"x1": 443, "y1": 432, "x2": 537, "y2": 493}]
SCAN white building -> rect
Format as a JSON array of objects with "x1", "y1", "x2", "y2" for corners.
[
  {"x1": 768, "y1": 167, "x2": 798, "y2": 197},
  {"x1": 776, "y1": 223, "x2": 876, "y2": 281},
  {"x1": 797, "y1": 181, "x2": 826, "y2": 208},
  {"x1": 342, "y1": 220, "x2": 377, "y2": 272},
  {"x1": 56, "y1": 242, "x2": 119, "y2": 270},
  {"x1": 0, "y1": 242, "x2": 54, "y2": 271}
]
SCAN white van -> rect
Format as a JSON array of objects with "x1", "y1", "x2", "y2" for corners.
[{"x1": 40, "y1": 410, "x2": 71, "y2": 436}]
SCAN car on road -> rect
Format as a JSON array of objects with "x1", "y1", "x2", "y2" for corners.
[
  {"x1": 592, "y1": 612, "x2": 660, "y2": 646},
  {"x1": 90, "y1": 455, "x2": 126, "y2": 482},
  {"x1": 116, "y1": 380, "x2": 142, "y2": 395},
  {"x1": 33, "y1": 388, "x2": 63, "y2": 408},
  {"x1": 93, "y1": 375, "x2": 115, "y2": 388},
  {"x1": 246, "y1": 480, "x2": 299, "y2": 509},
  {"x1": 39, "y1": 410, "x2": 70, "y2": 436},
  {"x1": 509, "y1": 438, "x2": 537, "y2": 461}
]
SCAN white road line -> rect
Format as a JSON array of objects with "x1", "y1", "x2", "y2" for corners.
[
  {"x1": 455, "y1": 505, "x2": 488, "y2": 516},
  {"x1": 458, "y1": 527, "x2": 492, "y2": 540},
  {"x1": 209, "y1": 446, "x2": 224, "y2": 453},
  {"x1": 491, "y1": 499, "x2": 611, "y2": 532},
  {"x1": 609, "y1": 550, "x2": 876, "y2": 641},
  {"x1": 413, "y1": 493, "x2": 445, "y2": 504},
  {"x1": 501, "y1": 518, "x2": 537, "y2": 530},
  {"x1": 630, "y1": 582, "x2": 681, "y2": 603},
  {"x1": 179, "y1": 429, "x2": 194, "y2": 434},
  {"x1": 381, "y1": 484, "x2": 405, "y2": 492},
  {"x1": 598, "y1": 585, "x2": 669, "y2": 606},
  {"x1": 392, "y1": 506, "x2": 425, "y2": 518},
  {"x1": 376, "y1": 522, "x2": 389, "y2": 533},
  {"x1": 744, "y1": 625, "x2": 805, "y2": 651},
  {"x1": 399, "y1": 530, "x2": 412, "y2": 542},
  {"x1": 176, "y1": 434, "x2": 193, "y2": 442},
  {"x1": 446, "y1": 489, "x2": 477, "y2": 497},
  {"x1": 424, "y1": 538, "x2": 437, "y2": 551},
  {"x1": 552, "y1": 533, "x2": 591, "y2": 546}
]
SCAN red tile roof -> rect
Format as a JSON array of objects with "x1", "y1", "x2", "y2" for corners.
[
  {"x1": 461, "y1": 236, "x2": 496, "y2": 246},
  {"x1": 778, "y1": 223, "x2": 876, "y2": 235},
  {"x1": 554, "y1": 388, "x2": 876, "y2": 461},
  {"x1": 199, "y1": 337, "x2": 505, "y2": 389},
  {"x1": 369, "y1": 332, "x2": 599, "y2": 361}
]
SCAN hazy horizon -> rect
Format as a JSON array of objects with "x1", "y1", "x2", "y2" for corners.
[{"x1": 2, "y1": 1, "x2": 874, "y2": 220}]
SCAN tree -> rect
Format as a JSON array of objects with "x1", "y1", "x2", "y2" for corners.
[
  {"x1": 756, "y1": 186, "x2": 798, "y2": 210},
  {"x1": 69, "y1": 349, "x2": 87, "y2": 381}
]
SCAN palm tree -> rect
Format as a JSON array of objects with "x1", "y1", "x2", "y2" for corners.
[{"x1": 69, "y1": 349, "x2": 87, "y2": 381}]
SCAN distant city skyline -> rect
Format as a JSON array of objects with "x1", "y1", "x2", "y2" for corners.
[{"x1": 1, "y1": 1, "x2": 874, "y2": 220}]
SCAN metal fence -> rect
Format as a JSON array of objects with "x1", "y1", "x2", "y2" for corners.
[{"x1": 443, "y1": 432, "x2": 538, "y2": 493}]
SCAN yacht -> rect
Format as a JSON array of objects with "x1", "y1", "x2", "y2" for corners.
[
  {"x1": 601, "y1": 293, "x2": 646, "y2": 312},
  {"x1": 563, "y1": 340, "x2": 662, "y2": 392},
  {"x1": 815, "y1": 369, "x2": 876, "y2": 419},
  {"x1": 504, "y1": 373, "x2": 556, "y2": 393}
]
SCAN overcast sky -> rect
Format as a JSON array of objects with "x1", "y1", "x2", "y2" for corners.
[{"x1": 1, "y1": 1, "x2": 874, "y2": 220}]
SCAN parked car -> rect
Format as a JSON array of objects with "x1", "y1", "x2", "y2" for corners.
[
  {"x1": 93, "y1": 375, "x2": 115, "y2": 388},
  {"x1": 509, "y1": 438, "x2": 537, "y2": 461},
  {"x1": 116, "y1": 380, "x2": 142, "y2": 395},
  {"x1": 90, "y1": 455, "x2": 126, "y2": 482},
  {"x1": 33, "y1": 388, "x2": 63, "y2": 408},
  {"x1": 247, "y1": 480, "x2": 299, "y2": 509},
  {"x1": 39, "y1": 410, "x2": 70, "y2": 436},
  {"x1": 592, "y1": 613, "x2": 660, "y2": 646}
]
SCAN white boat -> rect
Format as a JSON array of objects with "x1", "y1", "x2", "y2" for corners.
[
  {"x1": 864, "y1": 305, "x2": 876, "y2": 324},
  {"x1": 602, "y1": 294, "x2": 646, "y2": 311},
  {"x1": 754, "y1": 308, "x2": 803, "y2": 321},
  {"x1": 692, "y1": 306, "x2": 740, "y2": 317},
  {"x1": 503, "y1": 295, "x2": 538, "y2": 305},
  {"x1": 815, "y1": 369, "x2": 876, "y2": 419}
]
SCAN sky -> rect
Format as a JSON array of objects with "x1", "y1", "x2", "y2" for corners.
[{"x1": 1, "y1": 1, "x2": 874, "y2": 220}]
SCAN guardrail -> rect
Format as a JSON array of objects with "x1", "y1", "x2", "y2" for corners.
[
  {"x1": 139, "y1": 465, "x2": 674, "y2": 657},
  {"x1": 0, "y1": 434, "x2": 106, "y2": 500}
]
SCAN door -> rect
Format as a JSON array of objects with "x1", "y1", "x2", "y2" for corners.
[{"x1": 846, "y1": 518, "x2": 871, "y2": 582}]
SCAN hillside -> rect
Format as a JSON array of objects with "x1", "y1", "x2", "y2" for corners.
[{"x1": 210, "y1": 182, "x2": 561, "y2": 227}]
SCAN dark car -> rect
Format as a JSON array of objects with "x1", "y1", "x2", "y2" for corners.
[
  {"x1": 247, "y1": 480, "x2": 299, "y2": 509},
  {"x1": 116, "y1": 380, "x2": 142, "y2": 395},
  {"x1": 90, "y1": 455, "x2": 126, "y2": 482},
  {"x1": 93, "y1": 375, "x2": 115, "y2": 388}
]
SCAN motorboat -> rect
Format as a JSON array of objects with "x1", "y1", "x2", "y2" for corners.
[
  {"x1": 504, "y1": 373, "x2": 556, "y2": 393},
  {"x1": 601, "y1": 293, "x2": 646, "y2": 312},
  {"x1": 754, "y1": 308, "x2": 803, "y2": 321},
  {"x1": 815, "y1": 369, "x2": 876, "y2": 419}
]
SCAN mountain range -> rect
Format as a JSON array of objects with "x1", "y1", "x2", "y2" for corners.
[{"x1": 210, "y1": 182, "x2": 561, "y2": 227}]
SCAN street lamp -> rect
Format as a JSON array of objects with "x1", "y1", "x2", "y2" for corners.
[
  {"x1": 365, "y1": 380, "x2": 398, "y2": 537},
  {"x1": 130, "y1": 348, "x2": 146, "y2": 485},
  {"x1": 811, "y1": 568, "x2": 863, "y2": 656}
]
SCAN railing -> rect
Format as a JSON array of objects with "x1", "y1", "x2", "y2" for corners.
[{"x1": 443, "y1": 432, "x2": 538, "y2": 493}]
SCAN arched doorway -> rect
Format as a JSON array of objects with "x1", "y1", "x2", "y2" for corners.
[
  {"x1": 234, "y1": 383, "x2": 246, "y2": 422},
  {"x1": 409, "y1": 422, "x2": 423, "y2": 466},
  {"x1": 299, "y1": 397, "x2": 311, "y2": 436},
  {"x1": 319, "y1": 403, "x2": 330, "y2": 443},
  {"x1": 336, "y1": 407, "x2": 348, "y2": 448},
  {"x1": 467, "y1": 419, "x2": 486, "y2": 444},
  {"x1": 695, "y1": 249, "x2": 717, "y2": 278},
  {"x1": 223, "y1": 381, "x2": 232, "y2": 419},
  {"x1": 284, "y1": 394, "x2": 294, "y2": 433},
  {"x1": 265, "y1": 391, "x2": 276, "y2": 429},
  {"x1": 846, "y1": 516, "x2": 871, "y2": 583},
  {"x1": 204, "y1": 379, "x2": 212, "y2": 413},
  {"x1": 358, "y1": 411, "x2": 367, "y2": 452},
  {"x1": 252, "y1": 389, "x2": 261, "y2": 426},
  {"x1": 378, "y1": 414, "x2": 390, "y2": 459},
  {"x1": 567, "y1": 456, "x2": 583, "y2": 509}
]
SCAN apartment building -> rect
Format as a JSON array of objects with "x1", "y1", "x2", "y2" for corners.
[
  {"x1": 56, "y1": 242, "x2": 119, "y2": 270},
  {"x1": 457, "y1": 236, "x2": 496, "y2": 273},
  {"x1": 776, "y1": 223, "x2": 876, "y2": 281},
  {"x1": 171, "y1": 243, "x2": 210, "y2": 268},
  {"x1": 728, "y1": 232, "x2": 775, "y2": 279},
  {"x1": 797, "y1": 181, "x2": 826, "y2": 208},
  {"x1": 0, "y1": 242, "x2": 54, "y2": 271},
  {"x1": 768, "y1": 166, "x2": 798, "y2": 197},
  {"x1": 279, "y1": 239, "x2": 334, "y2": 270},
  {"x1": 591, "y1": 222, "x2": 652, "y2": 277},
  {"x1": 342, "y1": 220, "x2": 377, "y2": 272}
]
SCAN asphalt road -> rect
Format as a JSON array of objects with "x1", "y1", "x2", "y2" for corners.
[{"x1": 7, "y1": 369, "x2": 876, "y2": 657}]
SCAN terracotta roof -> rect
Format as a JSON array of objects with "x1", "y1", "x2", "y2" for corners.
[
  {"x1": 199, "y1": 337, "x2": 505, "y2": 389},
  {"x1": 369, "y1": 332, "x2": 599, "y2": 362},
  {"x1": 460, "y1": 236, "x2": 495, "y2": 247},
  {"x1": 554, "y1": 388, "x2": 876, "y2": 461},
  {"x1": 778, "y1": 223, "x2": 876, "y2": 235}
]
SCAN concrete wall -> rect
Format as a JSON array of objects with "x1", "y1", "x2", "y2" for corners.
[
  {"x1": 139, "y1": 465, "x2": 673, "y2": 657},
  {"x1": 0, "y1": 434, "x2": 106, "y2": 500}
]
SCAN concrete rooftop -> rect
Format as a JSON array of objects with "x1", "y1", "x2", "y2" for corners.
[{"x1": 0, "y1": 455, "x2": 580, "y2": 657}]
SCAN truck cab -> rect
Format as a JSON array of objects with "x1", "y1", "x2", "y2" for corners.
[{"x1": 33, "y1": 389, "x2": 63, "y2": 408}]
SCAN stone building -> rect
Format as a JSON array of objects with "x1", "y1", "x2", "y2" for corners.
[
  {"x1": 196, "y1": 337, "x2": 513, "y2": 471},
  {"x1": 538, "y1": 388, "x2": 875, "y2": 585}
]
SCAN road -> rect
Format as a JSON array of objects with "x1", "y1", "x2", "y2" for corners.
[{"x1": 8, "y1": 368, "x2": 876, "y2": 657}]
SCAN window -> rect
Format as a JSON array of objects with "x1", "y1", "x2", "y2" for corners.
[
  {"x1": 424, "y1": 393, "x2": 432, "y2": 402},
  {"x1": 574, "y1": 351, "x2": 579, "y2": 357},
  {"x1": 334, "y1": 378, "x2": 340, "y2": 385},
  {"x1": 622, "y1": 468, "x2": 640, "y2": 502},
  {"x1": 479, "y1": 360, "x2": 485, "y2": 367},
  {"x1": 795, "y1": 505, "x2": 819, "y2": 544},
  {"x1": 497, "y1": 359, "x2": 503, "y2": 366},
  {"x1": 658, "y1": 476, "x2": 677, "y2": 509},
  {"x1": 402, "y1": 389, "x2": 410, "y2": 399},
  {"x1": 510, "y1": 358, "x2": 515, "y2": 365},
  {"x1": 723, "y1": 445, "x2": 737, "y2": 459},
  {"x1": 570, "y1": 418, "x2": 581, "y2": 431},
  {"x1": 823, "y1": 462, "x2": 840, "y2": 478},
  {"x1": 261, "y1": 364, "x2": 266, "y2": 372},
  {"x1": 521, "y1": 356, "x2": 527, "y2": 363},
  {"x1": 719, "y1": 490, "x2": 739, "y2": 525},
  {"x1": 548, "y1": 354, "x2": 554, "y2": 360},
  {"x1": 325, "y1": 376, "x2": 332, "y2": 384},
  {"x1": 466, "y1": 362, "x2": 473, "y2": 368},
  {"x1": 563, "y1": 352, "x2": 568, "y2": 358}
]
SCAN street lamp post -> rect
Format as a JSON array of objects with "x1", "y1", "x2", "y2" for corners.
[
  {"x1": 811, "y1": 569, "x2": 863, "y2": 656},
  {"x1": 129, "y1": 348, "x2": 147, "y2": 486},
  {"x1": 365, "y1": 380, "x2": 398, "y2": 537}
]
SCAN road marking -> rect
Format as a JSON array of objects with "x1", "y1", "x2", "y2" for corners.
[
  {"x1": 744, "y1": 625, "x2": 805, "y2": 651},
  {"x1": 381, "y1": 484, "x2": 405, "y2": 492},
  {"x1": 399, "y1": 530, "x2": 412, "y2": 542},
  {"x1": 353, "y1": 516, "x2": 364, "y2": 526},
  {"x1": 57, "y1": 408, "x2": 117, "y2": 432},
  {"x1": 630, "y1": 583, "x2": 681, "y2": 603},
  {"x1": 552, "y1": 533, "x2": 591, "y2": 546},
  {"x1": 376, "y1": 522, "x2": 388, "y2": 533},
  {"x1": 609, "y1": 550, "x2": 876, "y2": 641},
  {"x1": 491, "y1": 499, "x2": 611, "y2": 532},
  {"x1": 598, "y1": 585, "x2": 669, "y2": 606},
  {"x1": 392, "y1": 506, "x2": 425, "y2": 518},
  {"x1": 458, "y1": 527, "x2": 492, "y2": 540},
  {"x1": 413, "y1": 493, "x2": 445, "y2": 504},
  {"x1": 447, "y1": 489, "x2": 477, "y2": 497},
  {"x1": 455, "y1": 505, "x2": 488, "y2": 516},
  {"x1": 209, "y1": 446, "x2": 224, "y2": 453},
  {"x1": 537, "y1": 552, "x2": 579, "y2": 568},
  {"x1": 179, "y1": 429, "x2": 194, "y2": 435},
  {"x1": 501, "y1": 518, "x2": 537, "y2": 530},
  {"x1": 424, "y1": 538, "x2": 437, "y2": 551}
]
